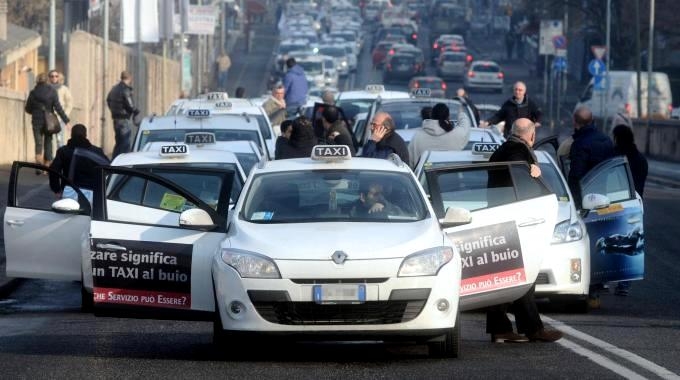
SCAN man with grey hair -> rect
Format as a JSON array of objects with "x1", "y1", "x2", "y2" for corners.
[
  {"x1": 321, "y1": 89, "x2": 336, "y2": 105},
  {"x1": 361, "y1": 111, "x2": 409, "y2": 163},
  {"x1": 485, "y1": 117, "x2": 563, "y2": 343},
  {"x1": 262, "y1": 84, "x2": 287, "y2": 127},
  {"x1": 480, "y1": 81, "x2": 542, "y2": 138}
]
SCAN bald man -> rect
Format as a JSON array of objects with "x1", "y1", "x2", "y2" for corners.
[
  {"x1": 486, "y1": 117, "x2": 563, "y2": 343},
  {"x1": 567, "y1": 106, "x2": 614, "y2": 208},
  {"x1": 362, "y1": 111, "x2": 409, "y2": 163},
  {"x1": 481, "y1": 81, "x2": 542, "y2": 138}
]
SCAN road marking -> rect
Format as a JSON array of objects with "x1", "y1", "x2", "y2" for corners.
[
  {"x1": 557, "y1": 338, "x2": 647, "y2": 379},
  {"x1": 544, "y1": 315, "x2": 680, "y2": 379}
]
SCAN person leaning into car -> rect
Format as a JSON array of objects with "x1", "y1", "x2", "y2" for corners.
[{"x1": 486, "y1": 118, "x2": 563, "y2": 343}]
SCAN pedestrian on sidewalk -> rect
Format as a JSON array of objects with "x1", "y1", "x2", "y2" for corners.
[
  {"x1": 49, "y1": 124, "x2": 110, "y2": 204},
  {"x1": 283, "y1": 58, "x2": 309, "y2": 117},
  {"x1": 106, "y1": 71, "x2": 139, "y2": 159},
  {"x1": 486, "y1": 118, "x2": 563, "y2": 343},
  {"x1": 24, "y1": 72, "x2": 72, "y2": 172},
  {"x1": 49, "y1": 70, "x2": 73, "y2": 148},
  {"x1": 480, "y1": 81, "x2": 542, "y2": 138},
  {"x1": 216, "y1": 50, "x2": 232, "y2": 91}
]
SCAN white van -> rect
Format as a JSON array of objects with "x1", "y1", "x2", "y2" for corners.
[{"x1": 576, "y1": 71, "x2": 672, "y2": 120}]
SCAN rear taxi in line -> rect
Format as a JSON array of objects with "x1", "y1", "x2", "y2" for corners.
[{"x1": 4, "y1": 145, "x2": 557, "y2": 358}]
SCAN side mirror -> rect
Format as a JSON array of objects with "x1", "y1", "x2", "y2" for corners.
[
  {"x1": 179, "y1": 208, "x2": 217, "y2": 230},
  {"x1": 51, "y1": 198, "x2": 82, "y2": 214},
  {"x1": 440, "y1": 207, "x2": 472, "y2": 229},
  {"x1": 581, "y1": 193, "x2": 610, "y2": 210}
]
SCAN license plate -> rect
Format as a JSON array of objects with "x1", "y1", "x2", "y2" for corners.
[
  {"x1": 313, "y1": 284, "x2": 366, "y2": 304},
  {"x1": 399, "y1": 64, "x2": 409, "y2": 70}
]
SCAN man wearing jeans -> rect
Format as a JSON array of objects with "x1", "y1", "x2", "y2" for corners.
[{"x1": 106, "y1": 71, "x2": 139, "y2": 158}]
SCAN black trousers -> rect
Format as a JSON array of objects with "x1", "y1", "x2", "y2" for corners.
[
  {"x1": 112, "y1": 118, "x2": 132, "y2": 159},
  {"x1": 486, "y1": 284, "x2": 543, "y2": 335}
]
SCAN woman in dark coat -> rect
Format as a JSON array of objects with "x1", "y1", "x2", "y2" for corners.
[
  {"x1": 277, "y1": 116, "x2": 317, "y2": 159},
  {"x1": 25, "y1": 72, "x2": 71, "y2": 170}
]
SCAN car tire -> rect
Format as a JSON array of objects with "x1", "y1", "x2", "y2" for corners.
[{"x1": 428, "y1": 311, "x2": 461, "y2": 358}]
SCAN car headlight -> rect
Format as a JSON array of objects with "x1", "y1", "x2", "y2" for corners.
[
  {"x1": 398, "y1": 247, "x2": 454, "y2": 277},
  {"x1": 552, "y1": 220, "x2": 583, "y2": 244},
  {"x1": 341, "y1": 61, "x2": 348, "y2": 67},
  {"x1": 221, "y1": 249, "x2": 281, "y2": 278}
]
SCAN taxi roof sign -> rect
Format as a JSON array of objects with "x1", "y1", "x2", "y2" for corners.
[
  {"x1": 186, "y1": 109, "x2": 211, "y2": 118},
  {"x1": 311, "y1": 145, "x2": 352, "y2": 161},
  {"x1": 198, "y1": 92, "x2": 229, "y2": 101},
  {"x1": 472, "y1": 142, "x2": 500, "y2": 155},
  {"x1": 214, "y1": 101, "x2": 232, "y2": 109},
  {"x1": 365, "y1": 84, "x2": 385, "y2": 93},
  {"x1": 184, "y1": 132, "x2": 216, "y2": 145},
  {"x1": 159, "y1": 144, "x2": 190, "y2": 157},
  {"x1": 410, "y1": 88, "x2": 431, "y2": 98}
]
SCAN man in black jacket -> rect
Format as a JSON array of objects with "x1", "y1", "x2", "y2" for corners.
[
  {"x1": 486, "y1": 118, "x2": 563, "y2": 343},
  {"x1": 49, "y1": 124, "x2": 110, "y2": 203},
  {"x1": 321, "y1": 106, "x2": 356, "y2": 156},
  {"x1": 481, "y1": 81, "x2": 542, "y2": 138},
  {"x1": 106, "y1": 71, "x2": 140, "y2": 158}
]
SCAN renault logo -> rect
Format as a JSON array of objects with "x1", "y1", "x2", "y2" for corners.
[{"x1": 332, "y1": 251, "x2": 348, "y2": 264}]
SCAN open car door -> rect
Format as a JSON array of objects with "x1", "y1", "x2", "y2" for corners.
[
  {"x1": 4, "y1": 162, "x2": 91, "y2": 281},
  {"x1": 88, "y1": 165, "x2": 233, "y2": 319},
  {"x1": 425, "y1": 162, "x2": 558, "y2": 311},
  {"x1": 579, "y1": 156, "x2": 644, "y2": 285}
]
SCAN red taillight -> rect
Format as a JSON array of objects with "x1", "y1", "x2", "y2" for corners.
[
  {"x1": 466, "y1": 55, "x2": 473, "y2": 63},
  {"x1": 389, "y1": 49, "x2": 395, "y2": 55},
  {"x1": 433, "y1": 43, "x2": 438, "y2": 49},
  {"x1": 442, "y1": 82, "x2": 447, "y2": 90},
  {"x1": 625, "y1": 103, "x2": 632, "y2": 114},
  {"x1": 468, "y1": 71, "x2": 475, "y2": 78},
  {"x1": 498, "y1": 72, "x2": 504, "y2": 79},
  {"x1": 412, "y1": 33, "x2": 417, "y2": 40},
  {"x1": 413, "y1": 82, "x2": 420, "y2": 88}
]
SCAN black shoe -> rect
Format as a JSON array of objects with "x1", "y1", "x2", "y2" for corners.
[
  {"x1": 527, "y1": 328, "x2": 563, "y2": 342},
  {"x1": 492, "y1": 332, "x2": 529, "y2": 343}
]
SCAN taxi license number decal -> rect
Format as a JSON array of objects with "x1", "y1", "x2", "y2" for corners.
[
  {"x1": 446, "y1": 221, "x2": 525, "y2": 296},
  {"x1": 596, "y1": 203, "x2": 624, "y2": 215},
  {"x1": 159, "y1": 193, "x2": 187, "y2": 212}
]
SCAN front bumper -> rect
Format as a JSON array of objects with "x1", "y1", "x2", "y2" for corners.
[{"x1": 535, "y1": 237, "x2": 590, "y2": 298}]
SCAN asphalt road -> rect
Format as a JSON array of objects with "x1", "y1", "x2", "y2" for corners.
[{"x1": 1, "y1": 21, "x2": 680, "y2": 380}]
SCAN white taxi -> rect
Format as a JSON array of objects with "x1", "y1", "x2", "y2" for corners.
[
  {"x1": 3, "y1": 146, "x2": 559, "y2": 357},
  {"x1": 134, "y1": 107, "x2": 272, "y2": 160},
  {"x1": 415, "y1": 142, "x2": 645, "y2": 311}
]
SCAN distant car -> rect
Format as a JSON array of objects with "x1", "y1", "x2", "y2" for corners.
[
  {"x1": 437, "y1": 51, "x2": 469, "y2": 79},
  {"x1": 464, "y1": 61, "x2": 504, "y2": 93},
  {"x1": 408, "y1": 76, "x2": 447, "y2": 98},
  {"x1": 384, "y1": 53, "x2": 421, "y2": 83}
]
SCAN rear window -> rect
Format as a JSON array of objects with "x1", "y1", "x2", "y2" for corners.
[
  {"x1": 473, "y1": 64, "x2": 500, "y2": 73},
  {"x1": 415, "y1": 80, "x2": 444, "y2": 89},
  {"x1": 138, "y1": 129, "x2": 261, "y2": 151},
  {"x1": 391, "y1": 56, "x2": 414, "y2": 65},
  {"x1": 377, "y1": 100, "x2": 469, "y2": 131},
  {"x1": 443, "y1": 54, "x2": 466, "y2": 62}
]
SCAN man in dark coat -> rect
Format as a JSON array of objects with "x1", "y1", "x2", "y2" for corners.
[
  {"x1": 567, "y1": 106, "x2": 615, "y2": 209},
  {"x1": 482, "y1": 81, "x2": 542, "y2": 138},
  {"x1": 106, "y1": 71, "x2": 140, "y2": 159},
  {"x1": 321, "y1": 106, "x2": 356, "y2": 156},
  {"x1": 361, "y1": 111, "x2": 409, "y2": 164},
  {"x1": 25, "y1": 72, "x2": 71, "y2": 169},
  {"x1": 277, "y1": 117, "x2": 317, "y2": 159},
  {"x1": 49, "y1": 124, "x2": 110, "y2": 203},
  {"x1": 486, "y1": 118, "x2": 563, "y2": 343}
]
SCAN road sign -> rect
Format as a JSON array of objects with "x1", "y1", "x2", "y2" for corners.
[
  {"x1": 552, "y1": 57, "x2": 567, "y2": 72},
  {"x1": 555, "y1": 48, "x2": 567, "y2": 57},
  {"x1": 591, "y1": 45, "x2": 607, "y2": 60},
  {"x1": 539, "y1": 20, "x2": 563, "y2": 55},
  {"x1": 588, "y1": 59, "x2": 605, "y2": 76},
  {"x1": 594, "y1": 75, "x2": 606, "y2": 91},
  {"x1": 552, "y1": 35, "x2": 567, "y2": 50}
]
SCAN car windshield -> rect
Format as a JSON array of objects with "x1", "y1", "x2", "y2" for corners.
[
  {"x1": 337, "y1": 99, "x2": 374, "y2": 117},
  {"x1": 539, "y1": 162, "x2": 570, "y2": 201},
  {"x1": 138, "y1": 129, "x2": 262, "y2": 153},
  {"x1": 464, "y1": 130, "x2": 499, "y2": 149},
  {"x1": 241, "y1": 170, "x2": 428, "y2": 223},
  {"x1": 319, "y1": 47, "x2": 345, "y2": 57},
  {"x1": 415, "y1": 80, "x2": 443, "y2": 89},
  {"x1": 235, "y1": 153, "x2": 259, "y2": 175},
  {"x1": 377, "y1": 100, "x2": 469, "y2": 130},
  {"x1": 298, "y1": 60, "x2": 323, "y2": 74},
  {"x1": 279, "y1": 43, "x2": 307, "y2": 55},
  {"x1": 473, "y1": 64, "x2": 500, "y2": 73}
]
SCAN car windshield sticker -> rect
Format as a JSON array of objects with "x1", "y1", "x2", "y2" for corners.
[
  {"x1": 91, "y1": 239, "x2": 193, "y2": 309},
  {"x1": 446, "y1": 221, "x2": 525, "y2": 296},
  {"x1": 251, "y1": 211, "x2": 274, "y2": 220},
  {"x1": 595, "y1": 203, "x2": 624, "y2": 215},
  {"x1": 159, "y1": 193, "x2": 186, "y2": 212}
]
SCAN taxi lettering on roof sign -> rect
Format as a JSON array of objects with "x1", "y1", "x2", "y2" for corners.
[
  {"x1": 472, "y1": 143, "x2": 500, "y2": 154},
  {"x1": 214, "y1": 101, "x2": 232, "y2": 109},
  {"x1": 203, "y1": 92, "x2": 229, "y2": 101},
  {"x1": 184, "y1": 132, "x2": 216, "y2": 144},
  {"x1": 186, "y1": 109, "x2": 210, "y2": 118},
  {"x1": 365, "y1": 84, "x2": 385, "y2": 93},
  {"x1": 411, "y1": 88, "x2": 431, "y2": 97},
  {"x1": 159, "y1": 144, "x2": 189, "y2": 157},
  {"x1": 311, "y1": 145, "x2": 352, "y2": 160}
]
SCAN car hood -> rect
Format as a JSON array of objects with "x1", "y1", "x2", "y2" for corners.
[{"x1": 227, "y1": 219, "x2": 443, "y2": 260}]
